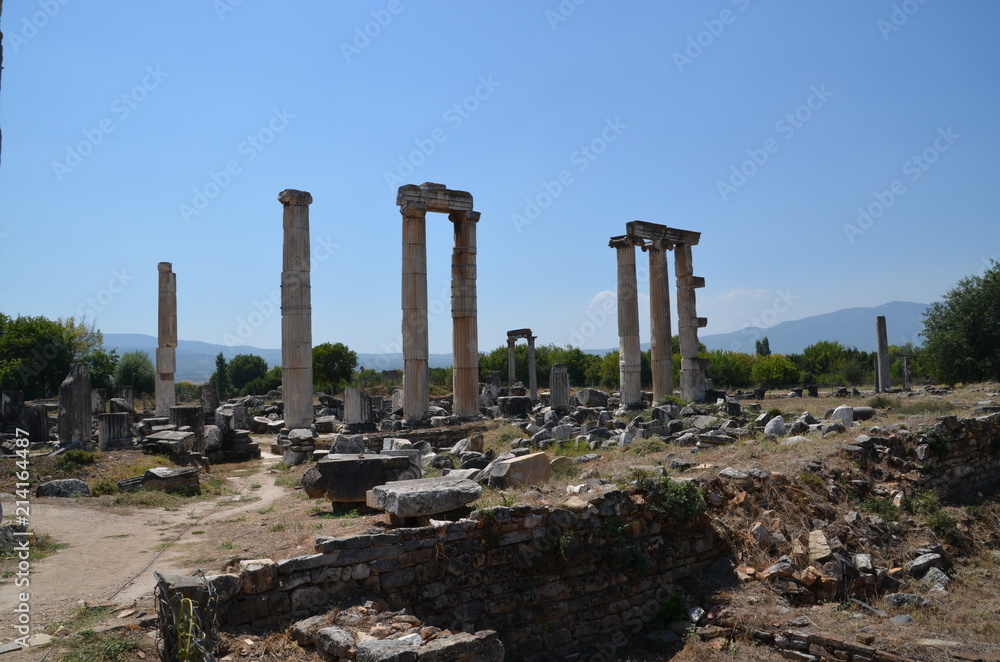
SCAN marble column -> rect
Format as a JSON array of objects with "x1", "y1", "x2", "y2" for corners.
[
  {"x1": 550, "y1": 363, "x2": 570, "y2": 410},
  {"x1": 155, "y1": 262, "x2": 177, "y2": 416},
  {"x1": 876, "y1": 315, "x2": 891, "y2": 393},
  {"x1": 58, "y1": 363, "x2": 91, "y2": 447},
  {"x1": 278, "y1": 189, "x2": 314, "y2": 430},
  {"x1": 451, "y1": 210, "x2": 480, "y2": 418},
  {"x1": 401, "y1": 203, "x2": 429, "y2": 420},
  {"x1": 527, "y1": 336, "x2": 538, "y2": 403},
  {"x1": 902, "y1": 356, "x2": 912, "y2": 392},
  {"x1": 674, "y1": 243, "x2": 710, "y2": 402},
  {"x1": 646, "y1": 239, "x2": 673, "y2": 403},
  {"x1": 611, "y1": 237, "x2": 642, "y2": 408},
  {"x1": 507, "y1": 338, "x2": 517, "y2": 386}
]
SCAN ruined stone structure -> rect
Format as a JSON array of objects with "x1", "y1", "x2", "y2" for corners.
[
  {"x1": 397, "y1": 183, "x2": 481, "y2": 420},
  {"x1": 58, "y1": 363, "x2": 92, "y2": 447},
  {"x1": 549, "y1": 363, "x2": 570, "y2": 410},
  {"x1": 506, "y1": 328, "x2": 538, "y2": 402},
  {"x1": 611, "y1": 222, "x2": 708, "y2": 404},
  {"x1": 876, "y1": 315, "x2": 891, "y2": 393},
  {"x1": 97, "y1": 412, "x2": 132, "y2": 451},
  {"x1": 278, "y1": 189, "x2": 314, "y2": 430},
  {"x1": 155, "y1": 262, "x2": 178, "y2": 416}
]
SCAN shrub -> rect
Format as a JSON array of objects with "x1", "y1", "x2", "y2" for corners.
[
  {"x1": 632, "y1": 474, "x2": 706, "y2": 527},
  {"x1": 751, "y1": 355, "x2": 801, "y2": 388},
  {"x1": 90, "y1": 478, "x2": 120, "y2": 497},
  {"x1": 58, "y1": 450, "x2": 97, "y2": 474},
  {"x1": 625, "y1": 439, "x2": 668, "y2": 456}
]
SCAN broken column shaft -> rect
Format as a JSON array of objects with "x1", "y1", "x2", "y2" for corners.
[
  {"x1": 155, "y1": 262, "x2": 177, "y2": 416},
  {"x1": 279, "y1": 189, "x2": 314, "y2": 430}
]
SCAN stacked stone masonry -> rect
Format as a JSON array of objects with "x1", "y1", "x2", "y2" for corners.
[
  {"x1": 907, "y1": 412, "x2": 1000, "y2": 501},
  {"x1": 210, "y1": 489, "x2": 727, "y2": 661}
]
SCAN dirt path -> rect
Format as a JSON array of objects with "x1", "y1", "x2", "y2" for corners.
[{"x1": 0, "y1": 455, "x2": 287, "y2": 651}]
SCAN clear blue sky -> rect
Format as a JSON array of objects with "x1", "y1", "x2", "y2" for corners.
[{"x1": 1, "y1": 1, "x2": 997, "y2": 360}]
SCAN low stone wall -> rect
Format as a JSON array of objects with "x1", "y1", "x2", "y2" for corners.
[
  {"x1": 366, "y1": 424, "x2": 488, "y2": 451},
  {"x1": 210, "y1": 489, "x2": 728, "y2": 661},
  {"x1": 907, "y1": 412, "x2": 1000, "y2": 500}
]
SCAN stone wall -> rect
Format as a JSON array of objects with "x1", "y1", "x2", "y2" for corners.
[
  {"x1": 210, "y1": 489, "x2": 728, "y2": 661},
  {"x1": 906, "y1": 412, "x2": 1000, "y2": 501}
]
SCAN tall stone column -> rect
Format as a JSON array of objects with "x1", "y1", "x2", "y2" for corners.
[
  {"x1": 876, "y1": 316, "x2": 891, "y2": 393},
  {"x1": 550, "y1": 363, "x2": 570, "y2": 410},
  {"x1": 507, "y1": 338, "x2": 517, "y2": 386},
  {"x1": 451, "y1": 210, "x2": 480, "y2": 418},
  {"x1": 611, "y1": 237, "x2": 641, "y2": 409},
  {"x1": 155, "y1": 262, "x2": 177, "y2": 416},
  {"x1": 646, "y1": 240, "x2": 673, "y2": 403},
  {"x1": 674, "y1": 244, "x2": 710, "y2": 402},
  {"x1": 902, "y1": 356, "x2": 912, "y2": 392},
  {"x1": 58, "y1": 363, "x2": 91, "y2": 447},
  {"x1": 527, "y1": 336, "x2": 538, "y2": 403},
  {"x1": 278, "y1": 189, "x2": 314, "y2": 430},
  {"x1": 401, "y1": 203, "x2": 429, "y2": 420}
]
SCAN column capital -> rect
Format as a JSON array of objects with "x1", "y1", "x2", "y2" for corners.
[
  {"x1": 400, "y1": 202, "x2": 428, "y2": 218},
  {"x1": 449, "y1": 210, "x2": 481, "y2": 224},
  {"x1": 641, "y1": 238, "x2": 674, "y2": 252},
  {"x1": 609, "y1": 235, "x2": 640, "y2": 249},
  {"x1": 158, "y1": 262, "x2": 173, "y2": 272},
  {"x1": 278, "y1": 189, "x2": 313, "y2": 206},
  {"x1": 507, "y1": 338, "x2": 516, "y2": 347}
]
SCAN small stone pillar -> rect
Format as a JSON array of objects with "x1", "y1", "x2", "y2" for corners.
[
  {"x1": 23, "y1": 405, "x2": 49, "y2": 445},
  {"x1": 873, "y1": 358, "x2": 880, "y2": 393},
  {"x1": 91, "y1": 389, "x2": 107, "y2": 415},
  {"x1": 155, "y1": 262, "x2": 178, "y2": 416},
  {"x1": 200, "y1": 385, "x2": 219, "y2": 423},
  {"x1": 902, "y1": 357, "x2": 912, "y2": 392},
  {"x1": 155, "y1": 573, "x2": 217, "y2": 662},
  {"x1": 231, "y1": 405, "x2": 251, "y2": 432},
  {"x1": 876, "y1": 316, "x2": 891, "y2": 393},
  {"x1": 527, "y1": 335, "x2": 538, "y2": 403},
  {"x1": 170, "y1": 405, "x2": 205, "y2": 454},
  {"x1": 278, "y1": 189, "x2": 315, "y2": 430},
  {"x1": 1, "y1": 390, "x2": 24, "y2": 434},
  {"x1": 451, "y1": 210, "x2": 480, "y2": 418},
  {"x1": 58, "y1": 364, "x2": 92, "y2": 447},
  {"x1": 507, "y1": 338, "x2": 517, "y2": 386},
  {"x1": 344, "y1": 387, "x2": 373, "y2": 425},
  {"x1": 674, "y1": 243, "x2": 710, "y2": 402},
  {"x1": 97, "y1": 412, "x2": 132, "y2": 451},
  {"x1": 646, "y1": 239, "x2": 673, "y2": 402},
  {"x1": 610, "y1": 236, "x2": 642, "y2": 409},
  {"x1": 117, "y1": 386, "x2": 134, "y2": 411},
  {"x1": 550, "y1": 363, "x2": 570, "y2": 410},
  {"x1": 401, "y1": 202, "x2": 430, "y2": 421}
]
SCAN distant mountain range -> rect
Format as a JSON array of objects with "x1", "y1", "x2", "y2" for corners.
[{"x1": 105, "y1": 301, "x2": 929, "y2": 382}]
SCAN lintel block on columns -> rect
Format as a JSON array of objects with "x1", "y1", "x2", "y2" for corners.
[{"x1": 397, "y1": 183, "x2": 473, "y2": 213}]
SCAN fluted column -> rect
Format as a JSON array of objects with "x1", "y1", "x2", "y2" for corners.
[
  {"x1": 401, "y1": 203, "x2": 429, "y2": 420},
  {"x1": 674, "y1": 243, "x2": 710, "y2": 402},
  {"x1": 527, "y1": 336, "x2": 538, "y2": 402},
  {"x1": 507, "y1": 338, "x2": 517, "y2": 386},
  {"x1": 550, "y1": 363, "x2": 570, "y2": 410},
  {"x1": 646, "y1": 240, "x2": 673, "y2": 402},
  {"x1": 155, "y1": 262, "x2": 177, "y2": 416},
  {"x1": 451, "y1": 210, "x2": 480, "y2": 418},
  {"x1": 611, "y1": 237, "x2": 641, "y2": 408},
  {"x1": 279, "y1": 189, "x2": 314, "y2": 430}
]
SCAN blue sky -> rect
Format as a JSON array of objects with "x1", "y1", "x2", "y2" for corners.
[{"x1": 1, "y1": 1, "x2": 997, "y2": 360}]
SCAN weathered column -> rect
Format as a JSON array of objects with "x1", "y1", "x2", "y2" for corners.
[
  {"x1": 507, "y1": 338, "x2": 517, "y2": 386},
  {"x1": 550, "y1": 363, "x2": 570, "y2": 410},
  {"x1": 646, "y1": 239, "x2": 673, "y2": 402},
  {"x1": 611, "y1": 237, "x2": 642, "y2": 409},
  {"x1": 674, "y1": 243, "x2": 710, "y2": 402},
  {"x1": 527, "y1": 336, "x2": 538, "y2": 403},
  {"x1": 451, "y1": 210, "x2": 480, "y2": 418},
  {"x1": 91, "y1": 388, "x2": 107, "y2": 415},
  {"x1": 58, "y1": 363, "x2": 92, "y2": 447},
  {"x1": 1, "y1": 390, "x2": 24, "y2": 434},
  {"x1": 401, "y1": 203, "x2": 429, "y2": 421},
  {"x1": 279, "y1": 189, "x2": 314, "y2": 430},
  {"x1": 200, "y1": 385, "x2": 219, "y2": 424},
  {"x1": 155, "y1": 262, "x2": 177, "y2": 416},
  {"x1": 873, "y1": 358, "x2": 880, "y2": 393},
  {"x1": 876, "y1": 315, "x2": 891, "y2": 393},
  {"x1": 117, "y1": 386, "x2": 134, "y2": 411},
  {"x1": 97, "y1": 412, "x2": 132, "y2": 451},
  {"x1": 170, "y1": 405, "x2": 204, "y2": 453},
  {"x1": 23, "y1": 404, "x2": 49, "y2": 445},
  {"x1": 902, "y1": 356, "x2": 912, "y2": 392}
]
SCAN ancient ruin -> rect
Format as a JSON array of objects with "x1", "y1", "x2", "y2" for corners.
[
  {"x1": 505, "y1": 328, "x2": 538, "y2": 401},
  {"x1": 57, "y1": 363, "x2": 91, "y2": 448},
  {"x1": 876, "y1": 314, "x2": 891, "y2": 393},
  {"x1": 397, "y1": 182, "x2": 481, "y2": 421},
  {"x1": 611, "y1": 221, "x2": 709, "y2": 404},
  {"x1": 278, "y1": 189, "x2": 315, "y2": 431},
  {"x1": 155, "y1": 262, "x2": 177, "y2": 416}
]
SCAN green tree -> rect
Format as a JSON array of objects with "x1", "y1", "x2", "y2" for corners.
[
  {"x1": 706, "y1": 350, "x2": 755, "y2": 388},
  {"x1": 922, "y1": 261, "x2": 1000, "y2": 384},
  {"x1": 242, "y1": 365, "x2": 283, "y2": 396},
  {"x1": 114, "y1": 350, "x2": 155, "y2": 395},
  {"x1": 751, "y1": 354, "x2": 801, "y2": 388},
  {"x1": 800, "y1": 340, "x2": 846, "y2": 379},
  {"x1": 175, "y1": 381, "x2": 200, "y2": 402},
  {"x1": 208, "y1": 352, "x2": 231, "y2": 398},
  {"x1": 228, "y1": 354, "x2": 269, "y2": 393},
  {"x1": 313, "y1": 342, "x2": 358, "y2": 392},
  {"x1": 755, "y1": 337, "x2": 771, "y2": 357}
]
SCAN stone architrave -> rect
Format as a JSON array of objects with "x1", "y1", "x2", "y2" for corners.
[
  {"x1": 170, "y1": 405, "x2": 205, "y2": 453},
  {"x1": 610, "y1": 236, "x2": 642, "y2": 408},
  {"x1": 550, "y1": 364, "x2": 570, "y2": 410},
  {"x1": 155, "y1": 262, "x2": 178, "y2": 416},
  {"x1": 876, "y1": 316, "x2": 891, "y2": 393},
  {"x1": 278, "y1": 189, "x2": 315, "y2": 430},
  {"x1": 58, "y1": 364, "x2": 92, "y2": 447},
  {"x1": 97, "y1": 412, "x2": 132, "y2": 451},
  {"x1": 91, "y1": 389, "x2": 107, "y2": 415},
  {"x1": 397, "y1": 183, "x2": 480, "y2": 420}
]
